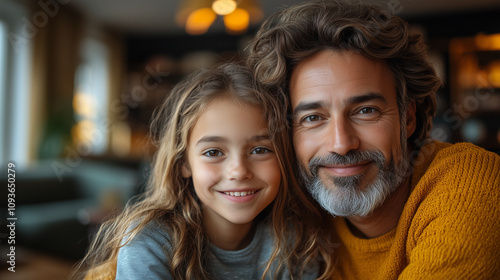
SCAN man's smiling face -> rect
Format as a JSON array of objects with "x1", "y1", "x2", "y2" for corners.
[{"x1": 289, "y1": 49, "x2": 416, "y2": 217}]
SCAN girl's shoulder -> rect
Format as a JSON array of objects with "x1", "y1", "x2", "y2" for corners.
[
  {"x1": 123, "y1": 219, "x2": 172, "y2": 247},
  {"x1": 118, "y1": 219, "x2": 173, "y2": 263},
  {"x1": 116, "y1": 219, "x2": 174, "y2": 279}
]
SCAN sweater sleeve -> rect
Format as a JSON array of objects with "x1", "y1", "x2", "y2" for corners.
[
  {"x1": 116, "y1": 222, "x2": 173, "y2": 280},
  {"x1": 401, "y1": 143, "x2": 500, "y2": 279}
]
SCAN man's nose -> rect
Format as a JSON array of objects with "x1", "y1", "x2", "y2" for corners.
[{"x1": 325, "y1": 117, "x2": 360, "y2": 155}]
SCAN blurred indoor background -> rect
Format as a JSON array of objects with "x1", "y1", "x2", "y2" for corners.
[{"x1": 0, "y1": 0, "x2": 500, "y2": 279}]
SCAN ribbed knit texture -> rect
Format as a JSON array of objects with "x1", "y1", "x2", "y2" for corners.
[{"x1": 331, "y1": 141, "x2": 500, "y2": 279}]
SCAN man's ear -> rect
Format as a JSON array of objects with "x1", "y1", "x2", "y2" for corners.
[
  {"x1": 405, "y1": 101, "x2": 417, "y2": 139},
  {"x1": 181, "y1": 162, "x2": 192, "y2": 178}
]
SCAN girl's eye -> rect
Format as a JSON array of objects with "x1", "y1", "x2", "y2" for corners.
[
  {"x1": 302, "y1": 115, "x2": 322, "y2": 123},
  {"x1": 203, "y1": 150, "x2": 224, "y2": 157},
  {"x1": 251, "y1": 147, "x2": 271, "y2": 155}
]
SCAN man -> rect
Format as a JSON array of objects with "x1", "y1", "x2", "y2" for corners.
[{"x1": 248, "y1": 0, "x2": 500, "y2": 278}]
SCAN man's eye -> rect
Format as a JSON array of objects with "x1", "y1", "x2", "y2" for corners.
[
  {"x1": 359, "y1": 107, "x2": 376, "y2": 114},
  {"x1": 251, "y1": 147, "x2": 271, "y2": 155},
  {"x1": 203, "y1": 150, "x2": 224, "y2": 157}
]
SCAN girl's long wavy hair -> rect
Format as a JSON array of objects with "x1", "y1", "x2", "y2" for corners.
[
  {"x1": 247, "y1": 0, "x2": 442, "y2": 149},
  {"x1": 75, "y1": 63, "x2": 335, "y2": 279}
]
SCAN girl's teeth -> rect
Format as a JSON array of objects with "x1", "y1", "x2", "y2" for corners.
[{"x1": 224, "y1": 191, "x2": 256, "y2": 197}]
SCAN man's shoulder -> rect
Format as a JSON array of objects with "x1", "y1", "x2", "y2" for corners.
[
  {"x1": 401, "y1": 141, "x2": 500, "y2": 279},
  {"x1": 412, "y1": 140, "x2": 500, "y2": 192},
  {"x1": 429, "y1": 141, "x2": 498, "y2": 171},
  {"x1": 413, "y1": 140, "x2": 498, "y2": 176},
  {"x1": 434, "y1": 141, "x2": 497, "y2": 159}
]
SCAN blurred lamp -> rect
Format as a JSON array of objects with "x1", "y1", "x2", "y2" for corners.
[
  {"x1": 212, "y1": 0, "x2": 237, "y2": 15},
  {"x1": 177, "y1": 0, "x2": 262, "y2": 35},
  {"x1": 224, "y1": 8, "x2": 249, "y2": 34},
  {"x1": 185, "y1": 8, "x2": 217, "y2": 35}
]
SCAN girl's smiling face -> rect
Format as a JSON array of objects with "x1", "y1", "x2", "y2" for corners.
[{"x1": 183, "y1": 97, "x2": 281, "y2": 231}]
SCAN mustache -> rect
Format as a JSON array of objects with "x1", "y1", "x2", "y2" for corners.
[{"x1": 307, "y1": 150, "x2": 386, "y2": 177}]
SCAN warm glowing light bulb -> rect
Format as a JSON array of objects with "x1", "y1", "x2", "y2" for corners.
[
  {"x1": 212, "y1": 0, "x2": 237, "y2": 15},
  {"x1": 224, "y1": 8, "x2": 249, "y2": 34},
  {"x1": 186, "y1": 8, "x2": 217, "y2": 35}
]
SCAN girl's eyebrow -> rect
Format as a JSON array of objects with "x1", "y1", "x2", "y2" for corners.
[
  {"x1": 196, "y1": 136, "x2": 226, "y2": 146},
  {"x1": 249, "y1": 134, "x2": 271, "y2": 142},
  {"x1": 195, "y1": 134, "x2": 270, "y2": 146}
]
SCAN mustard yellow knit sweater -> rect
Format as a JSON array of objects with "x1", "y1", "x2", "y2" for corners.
[{"x1": 331, "y1": 141, "x2": 500, "y2": 279}]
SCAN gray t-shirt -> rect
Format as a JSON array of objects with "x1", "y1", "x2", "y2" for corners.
[{"x1": 116, "y1": 220, "x2": 318, "y2": 279}]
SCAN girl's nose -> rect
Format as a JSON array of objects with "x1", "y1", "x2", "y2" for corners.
[{"x1": 227, "y1": 156, "x2": 253, "y2": 181}]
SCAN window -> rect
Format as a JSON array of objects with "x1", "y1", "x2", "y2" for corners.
[
  {"x1": 0, "y1": 20, "x2": 7, "y2": 163},
  {"x1": 72, "y1": 37, "x2": 110, "y2": 155},
  {"x1": 0, "y1": 0, "x2": 32, "y2": 169}
]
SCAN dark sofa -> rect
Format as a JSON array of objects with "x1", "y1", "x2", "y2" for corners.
[{"x1": 0, "y1": 159, "x2": 146, "y2": 260}]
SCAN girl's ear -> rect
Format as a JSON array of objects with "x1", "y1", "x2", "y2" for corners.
[{"x1": 181, "y1": 162, "x2": 192, "y2": 178}]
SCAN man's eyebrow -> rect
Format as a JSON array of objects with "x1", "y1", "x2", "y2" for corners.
[
  {"x1": 292, "y1": 101, "x2": 327, "y2": 115},
  {"x1": 345, "y1": 93, "x2": 387, "y2": 105},
  {"x1": 292, "y1": 93, "x2": 387, "y2": 116}
]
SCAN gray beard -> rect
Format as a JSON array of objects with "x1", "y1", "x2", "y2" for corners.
[{"x1": 298, "y1": 147, "x2": 411, "y2": 217}]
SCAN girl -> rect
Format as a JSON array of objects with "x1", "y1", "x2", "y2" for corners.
[{"x1": 77, "y1": 63, "x2": 334, "y2": 279}]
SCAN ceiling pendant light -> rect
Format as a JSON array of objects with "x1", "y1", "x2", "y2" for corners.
[
  {"x1": 176, "y1": 0, "x2": 263, "y2": 35},
  {"x1": 212, "y1": 0, "x2": 237, "y2": 15}
]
